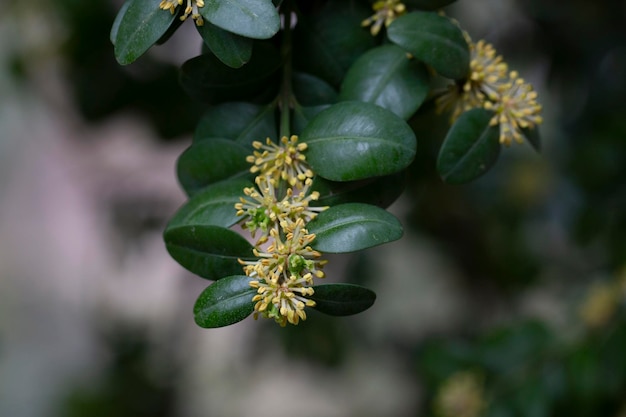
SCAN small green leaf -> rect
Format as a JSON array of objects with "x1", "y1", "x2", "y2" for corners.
[
  {"x1": 293, "y1": 72, "x2": 338, "y2": 106},
  {"x1": 177, "y1": 138, "x2": 251, "y2": 197},
  {"x1": 194, "y1": 275, "x2": 256, "y2": 327},
  {"x1": 194, "y1": 102, "x2": 277, "y2": 146},
  {"x1": 437, "y1": 108, "x2": 501, "y2": 184},
  {"x1": 164, "y1": 225, "x2": 254, "y2": 280},
  {"x1": 180, "y1": 42, "x2": 281, "y2": 104},
  {"x1": 166, "y1": 178, "x2": 251, "y2": 230},
  {"x1": 110, "y1": 0, "x2": 131, "y2": 45},
  {"x1": 310, "y1": 284, "x2": 376, "y2": 316},
  {"x1": 293, "y1": 1, "x2": 376, "y2": 87},
  {"x1": 301, "y1": 101, "x2": 417, "y2": 181},
  {"x1": 307, "y1": 203, "x2": 403, "y2": 253},
  {"x1": 340, "y1": 45, "x2": 430, "y2": 120},
  {"x1": 114, "y1": 0, "x2": 177, "y2": 65},
  {"x1": 311, "y1": 173, "x2": 406, "y2": 209},
  {"x1": 387, "y1": 11, "x2": 470, "y2": 79},
  {"x1": 200, "y1": 0, "x2": 279, "y2": 39},
  {"x1": 196, "y1": 21, "x2": 253, "y2": 68}
]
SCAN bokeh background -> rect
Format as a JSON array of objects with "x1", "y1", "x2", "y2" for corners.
[{"x1": 2, "y1": 0, "x2": 626, "y2": 416}]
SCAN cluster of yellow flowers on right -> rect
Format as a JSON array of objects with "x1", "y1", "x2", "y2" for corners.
[
  {"x1": 235, "y1": 135, "x2": 328, "y2": 327},
  {"x1": 437, "y1": 35, "x2": 543, "y2": 146}
]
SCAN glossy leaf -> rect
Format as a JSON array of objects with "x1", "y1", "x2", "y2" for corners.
[
  {"x1": 310, "y1": 284, "x2": 376, "y2": 316},
  {"x1": 387, "y1": 11, "x2": 470, "y2": 79},
  {"x1": 340, "y1": 45, "x2": 430, "y2": 120},
  {"x1": 293, "y1": 1, "x2": 376, "y2": 87},
  {"x1": 196, "y1": 21, "x2": 253, "y2": 68},
  {"x1": 311, "y1": 173, "x2": 406, "y2": 209},
  {"x1": 180, "y1": 42, "x2": 281, "y2": 104},
  {"x1": 301, "y1": 101, "x2": 417, "y2": 181},
  {"x1": 110, "y1": 0, "x2": 131, "y2": 45},
  {"x1": 194, "y1": 275, "x2": 256, "y2": 327},
  {"x1": 437, "y1": 108, "x2": 501, "y2": 184},
  {"x1": 199, "y1": 0, "x2": 279, "y2": 39},
  {"x1": 164, "y1": 225, "x2": 254, "y2": 280},
  {"x1": 113, "y1": 0, "x2": 176, "y2": 65},
  {"x1": 307, "y1": 203, "x2": 403, "y2": 253},
  {"x1": 177, "y1": 138, "x2": 251, "y2": 197},
  {"x1": 293, "y1": 72, "x2": 338, "y2": 106},
  {"x1": 404, "y1": 0, "x2": 457, "y2": 10},
  {"x1": 194, "y1": 102, "x2": 277, "y2": 146},
  {"x1": 166, "y1": 178, "x2": 251, "y2": 230}
]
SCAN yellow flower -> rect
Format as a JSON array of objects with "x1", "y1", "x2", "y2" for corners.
[
  {"x1": 361, "y1": 0, "x2": 406, "y2": 36},
  {"x1": 240, "y1": 218, "x2": 327, "y2": 326},
  {"x1": 434, "y1": 371, "x2": 486, "y2": 417},
  {"x1": 484, "y1": 71, "x2": 543, "y2": 146},
  {"x1": 248, "y1": 136, "x2": 313, "y2": 188},
  {"x1": 580, "y1": 281, "x2": 620, "y2": 328},
  {"x1": 159, "y1": 0, "x2": 205, "y2": 26}
]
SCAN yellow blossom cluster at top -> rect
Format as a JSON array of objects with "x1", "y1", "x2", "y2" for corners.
[
  {"x1": 159, "y1": 0, "x2": 205, "y2": 26},
  {"x1": 236, "y1": 135, "x2": 328, "y2": 326},
  {"x1": 437, "y1": 36, "x2": 543, "y2": 146},
  {"x1": 361, "y1": 0, "x2": 406, "y2": 36}
]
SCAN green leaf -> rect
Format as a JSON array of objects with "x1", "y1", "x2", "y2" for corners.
[
  {"x1": 196, "y1": 21, "x2": 253, "y2": 68},
  {"x1": 113, "y1": 0, "x2": 177, "y2": 65},
  {"x1": 110, "y1": 0, "x2": 131, "y2": 45},
  {"x1": 387, "y1": 11, "x2": 470, "y2": 79},
  {"x1": 194, "y1": 275, "x2": 256, "y2": 327},
  {"x1": 293, "y1": 1, "x2": 377, "y2": 87},
  {"x1": 340, "y1": 45, "x2": 430, "y2": 120},
  {"x1": 301, "y1": 101, "x2": 417, "y2": 181},
  {"x1": 311, "y1": 173, "x2": 406, "y2": 209},
  {"x1": 194, "y1": 102, "x2": 277, "y2": 146},
  {"x1": 199, "y1": 0, "x2": 279, "y2": 39},
  {"x1": 180, "y1": 42, "x2": 281, "y2": 104},
  {"x1": 164, "y1": 225, "x2": 254, "y2": 280},
  {"x1": 166, "y1": 178, "x2": 251, "y2": 230},
  {"x1": 404, "y1": 0, "x2": 457, "y2": 10},
  {"x1": 292, "y1": 104, "x2": 331, "y2": 135},
  {"x1": 293, "y1": 72, "x2": 338, "y2": 106},
  {"x1": 310, "y1": 284, "x2": 376, "y2": 316},
  {"x1": 437, "y1": 108, "x2": 501, "y2": 184},
  {"x1": 177, "y1": 138, "x2": 251, "y2": 197},
  {"x1": 307, "y1": 203, "x2": 403, "y2": 253}
]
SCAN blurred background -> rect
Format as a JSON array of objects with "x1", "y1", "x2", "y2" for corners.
[{"x1": 1, "y1": 0, "x2": 626, "y2": 416}]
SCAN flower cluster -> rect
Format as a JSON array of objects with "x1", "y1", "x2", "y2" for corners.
[
  {"x1": 159, "y1": 0, "x2": 205, "y2": 26},
  {"x1": 236, "y1": 135, "x2": 328, "y2": 326},
  {"x1": 361, "y1": 0, "x2": 406, "y2": 36},
  {"x1": 433, "y1": 371, "x2": 486, "y2": 417},
  {"x1": 437, "y1": 36, "x2": 543, "y2": 146}
]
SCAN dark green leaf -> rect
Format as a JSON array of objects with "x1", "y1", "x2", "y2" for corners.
[
  {"x1": 301, "y1": 101, "x2": 417, "y2": 181},
  {"x1": 199, "y1": 0, "x2": 279, "y2": 39},
  {"x1": 387, "y1": 11, "x2": 470, "y2": 79},
  {"x1": 307, "y1": 203, "x2": 403, "y2": 253},
  {"x1": 180, "y1": 42, "x2": 281, "y2": 104},
  {"x1": 311, "y1": 173, "x2": 406, "y2": 209},
  {"x1": 437, "y1": 108, "x2": 501, "y2": 184},
  {"x1": 404, "y1": 0, "x2": 457, "y2": 10},
  {"x1": 114, "y1": 0, "x2": 177, "y2": 65},
  {"x1": 310, "y1": 284, "x2": 376, "y2": 316},
  {"x1": 340, "y1": 45, "x2": 430, "y2": 120},
  {"x1": 166, "y1": 178, "x2": 251, "y2": 230},
  {"x1": 194, "y1": 275, "x2": 256, "y2": 327},
  {"x1": 177, "y1": 138, "x2": 251, "y2": 197},
  {"x1": 110, "y1": 0, "x2": 131, "y2": 45},
  {"x1": 293, "y1": 1, "x2": 376, "y2": 87},
  {"x1": 196, "y1": 21, "x2": 253, "y2": 68},
  {"x1": 164, "y1": 225, "x2": 253, "y2": 280},
  {"x1": 292, "y1": 104, "x2": 331, "y2": 135},
  {"x1": 293, "y1": 72, "x2": 338, "y2": 106},
  {"x1": 194, "y1": 102, "x2": 277, "y2": 146}
]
